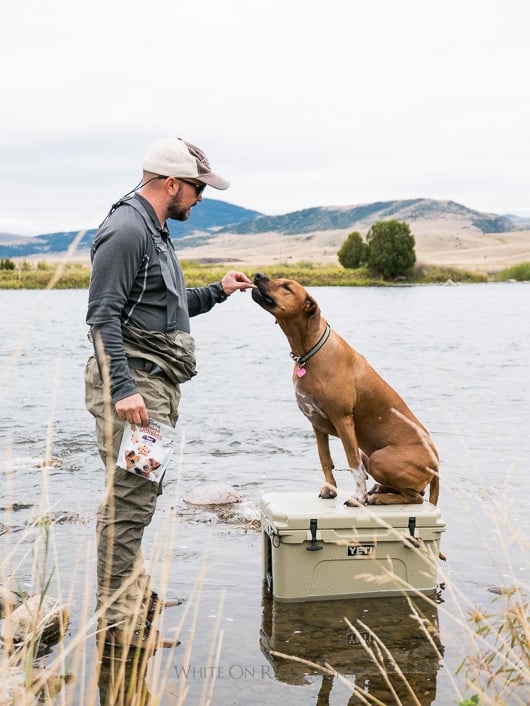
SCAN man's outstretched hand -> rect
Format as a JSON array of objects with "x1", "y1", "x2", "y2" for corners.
[{"x1": 220, "y1": 271, "x2": 256, "y2": 295}]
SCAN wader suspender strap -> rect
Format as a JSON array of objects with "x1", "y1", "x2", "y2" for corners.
[
  {"x1": 114, "y1": 198, "x2": 184, "y2": 332},
  {"x1": 149, "y1": 231, "x2": 182, "y2": 332}
]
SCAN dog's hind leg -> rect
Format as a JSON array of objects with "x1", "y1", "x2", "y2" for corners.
[
  {"x1": 313, "y1": 428, "x2": 338, "y2": 499},
  {"x1": 365, "y1": 445, "x2": 433, "y2": 505},
  {"x1": 367, "y1": 488, "x2": 424, "y2": 505}
]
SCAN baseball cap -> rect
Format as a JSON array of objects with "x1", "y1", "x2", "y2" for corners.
[{"x1": 142, "y1": 138, "x2": 230, "y2": 190}]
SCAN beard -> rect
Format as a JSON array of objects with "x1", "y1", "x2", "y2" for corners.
[{"x1": 167, "y1": 193, "x2": 192, "y2": 221}]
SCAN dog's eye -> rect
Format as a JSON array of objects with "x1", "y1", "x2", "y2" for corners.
[{"x1": 282, "y1": 283, "x2": 292, "y2": 292}]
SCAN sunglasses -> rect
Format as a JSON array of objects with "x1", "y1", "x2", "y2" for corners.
[{"x1": 178, "y1": 178, "x2": 206, "y2": 196}]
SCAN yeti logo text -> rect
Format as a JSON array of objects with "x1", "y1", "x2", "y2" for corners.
[{"x1": 347, "y1": 544, "x2": 374, "y2": 557}]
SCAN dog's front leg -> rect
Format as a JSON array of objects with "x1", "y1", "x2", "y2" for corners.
[
  {"x1": 345, "y1": 464, "x2": 368, "y2": 506},
  {"x1": 333, "y1": 417, "x2": 368, "y2": 506},
  {"x1": 313, "y1": 427, "x2": 337, "y2": 499}
]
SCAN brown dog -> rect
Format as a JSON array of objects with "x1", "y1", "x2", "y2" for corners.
[{"x1": 251, "y1": 273, "x2": 439, "y2": 506}]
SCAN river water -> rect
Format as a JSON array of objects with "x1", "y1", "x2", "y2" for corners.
[{"x1": 1, "y1": 283, "x2": 529, "y2": 705}]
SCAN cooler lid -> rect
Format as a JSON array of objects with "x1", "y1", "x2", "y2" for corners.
[{"x1": 260, "y1": 492, "x2": 445, "y2": 531}]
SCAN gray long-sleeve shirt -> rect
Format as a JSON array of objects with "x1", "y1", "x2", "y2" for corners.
[{"x1": 86, "y1": 193, "x2": 227, "y2": 402}]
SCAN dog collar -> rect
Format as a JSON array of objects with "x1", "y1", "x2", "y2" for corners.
[{"x1": 290, "y1": 323, "x2": 331, "y2": 377}]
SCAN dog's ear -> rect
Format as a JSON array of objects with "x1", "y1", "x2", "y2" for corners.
[{"x1": 304, "y1": 295, "x2": 321, "y2": 332}]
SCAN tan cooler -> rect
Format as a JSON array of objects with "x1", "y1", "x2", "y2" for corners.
[{"x1": 260, "y1": 492, "x2": 446, "y2": 602}]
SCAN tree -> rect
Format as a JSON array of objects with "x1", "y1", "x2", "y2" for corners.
[
  {"x1": 338, "y1": 231, "x2": 366, "y2": 269},
  {"x1": 0, "y1": 258, "x2": 15, "y2": 270},
  {"x1": 365, "y1": 220, "x2": 416, "y2": 279}
]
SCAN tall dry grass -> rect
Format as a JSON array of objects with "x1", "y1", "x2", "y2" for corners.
[
  {"x1": 2, "y1": 439, "x2": 528, "y2": 705},
  {"x1": 1, "y1": 299, "x2": 225, "y2": 706},
  {"x1": 0, "y1": 438, "x2": 226, "y2": 706}
]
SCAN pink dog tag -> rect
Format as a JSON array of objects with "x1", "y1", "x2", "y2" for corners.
[{"x1": 295, "y1": 367, "x2": 307, "y2": 378}]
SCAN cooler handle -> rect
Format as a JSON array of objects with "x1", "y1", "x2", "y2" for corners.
[
  {"x1": 306, "y1": 518, "x2": 323, "y2": 551},
  {"x1": 405, "y1": 516, "x2": 421, "y2": 548}
]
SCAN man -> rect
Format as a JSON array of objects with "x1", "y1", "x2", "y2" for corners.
[{"x1": 85, "y1": 137, "x2": 253, "y2": 653}]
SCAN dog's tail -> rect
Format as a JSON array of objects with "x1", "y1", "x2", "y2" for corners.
[
  {"x1": 427, "y1": 468, "x2": 446, "y2": 560},
  {"x1": 428, "y1": 468, "x2": 439, "y2": 506}
]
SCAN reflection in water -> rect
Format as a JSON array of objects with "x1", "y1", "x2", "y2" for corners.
[
  {"x1": 260, "y1": 586, "x2": 444, "y2": 705},
  {"x1": 97, "y1": 650, "x2": 152, "y2": 706}
]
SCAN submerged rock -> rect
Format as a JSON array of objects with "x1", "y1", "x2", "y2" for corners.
[
  {"x1": 1, "y1": 594, "x2": 69, "y2": 645},
  {"x1": 31, "y1": 511, "x2": 87, "y2": 526},
  {"x1": 184, "y1": 483, "x2": 242, "y2": 506},
  {"x1": 0, "y1": 669, "x2": 38, "y2": 706},
  {"x1": 0, "y1": 667, "x2": 74, "y2": 706},
  {"x1": 0, "y1": 587, "x2": 23, "y2": 617}
]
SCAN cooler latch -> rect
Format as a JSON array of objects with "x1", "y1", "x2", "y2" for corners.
[
  {"x1": 306, "y1": 518, "x2": 323, "y2": 551},
  {"x1": 405, "y1": 516, "x2": 421, "y2": 548}
]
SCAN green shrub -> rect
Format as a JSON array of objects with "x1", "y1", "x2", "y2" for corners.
[
  {"x1": 338, "y1": 231, "x2": 367, "y2": 269},
  {"x1": 496, "y1": 261, "x2": 530, "y2": 281},
  {"x1": 365, "y1": 220, "x2": 416, "y2": 279},
  {"x1": 0, "y1": 257, "x2": 15, "y2": 270}
]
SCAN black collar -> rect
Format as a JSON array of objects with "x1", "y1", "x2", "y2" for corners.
[{"x1": 290, "y1": 323, "x2": 331, "y2": 369}]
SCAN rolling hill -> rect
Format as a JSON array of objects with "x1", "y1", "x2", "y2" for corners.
[{"x1": 1, "y1": 198, "x2": 529, "y2": 272}]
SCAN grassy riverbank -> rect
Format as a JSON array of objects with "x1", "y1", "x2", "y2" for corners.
[
  {"x1": 2, "y1": 259, "x2": 530, "y2": 289},
  {"x1": 0, "y1": 260, "x2": 503, "y2": 289}
]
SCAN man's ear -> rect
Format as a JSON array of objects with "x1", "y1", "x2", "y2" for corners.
[{"x1": 304, "y1": 295, "x2": 321, "y2": 333}]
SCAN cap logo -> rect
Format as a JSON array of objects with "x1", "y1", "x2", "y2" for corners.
[{"x1": 182, "y1": 140, "x2": 211, "y2": 176}]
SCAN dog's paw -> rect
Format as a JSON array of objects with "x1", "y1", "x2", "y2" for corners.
[
  {"x1": 368, "y1": 483, "x2": 389, "y2": 495},
  {"x1": 344, "y1": 493, "x2": 367, "y2": 507},
  {"x1": 319, "y1": 483, "x2": 337, "y2": 499}
]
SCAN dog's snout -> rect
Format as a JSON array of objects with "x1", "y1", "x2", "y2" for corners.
[
  {"x1": 251, "y1": 272, "x2": 277, "y2": 309},
  {"x1": 253, "y1": 272, "x2": 268, "y2": 285}
]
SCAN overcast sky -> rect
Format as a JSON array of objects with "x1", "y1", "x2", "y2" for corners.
[{"x1": 1, "y1": 0, "x2": 529, "y2": 236}]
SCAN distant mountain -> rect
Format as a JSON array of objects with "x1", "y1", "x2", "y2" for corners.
[
  {"x1": 217, "y1": 198, "x2": 515, "y2": 236},
  {"x1": 0, "y1": 233, "x2": 35, "y2": 245},
  {"x1": 170, "y1": 199, "x2": 262, "y2": 234},
  {"x1": 0, "y1": 230, "x2": 94, "y2": 258},
  {"x1": 0, "y1": 200, "x2": 262, "y2": 258},
  {"x1": 504, "y1": 213, "x2": 530, "y2": 229},
  {"x1": 0, "y1": 198, "x2": 519, "y2": 259}
]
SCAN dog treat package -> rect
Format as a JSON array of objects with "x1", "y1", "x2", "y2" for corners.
[{"x1": 117, "y1": 419, "x2": 178, "y2": 483}]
